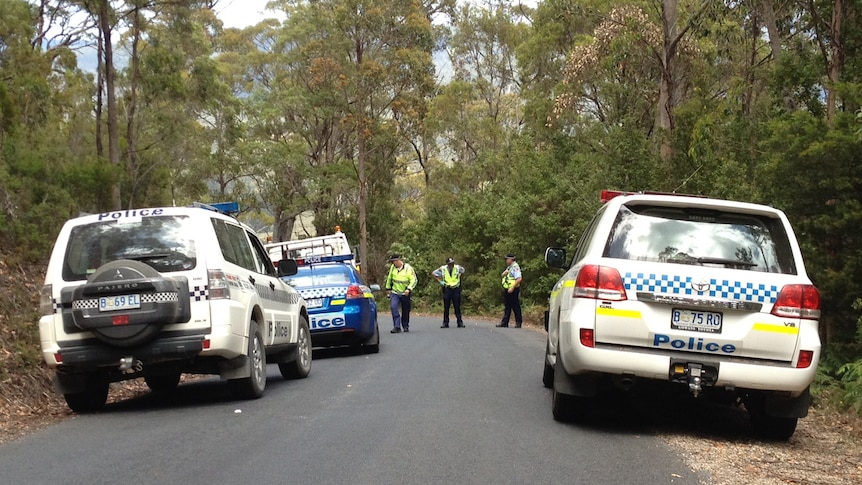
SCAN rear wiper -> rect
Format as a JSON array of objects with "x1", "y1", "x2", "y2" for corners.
[{"x1": 695, "y1": 257, "x2": 757, "y2": 268}]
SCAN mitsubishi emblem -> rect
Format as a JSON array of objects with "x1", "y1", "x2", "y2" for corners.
[
  {"x1": 690, "y1": 279, "x2": 710, "y2": 293},
  {"x1": 114, "y1": 269, "x2": 124, "y2": 279}
]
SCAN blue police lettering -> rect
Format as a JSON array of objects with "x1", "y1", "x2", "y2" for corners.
[
  {"x1": 653, "y1": 334, "x2": 736, "y2": 354},
  {"x1": 98, "y1": 208, "x2": 163, "y2": 221},
  {"x1": 310, "y1": 316, "x2": 346, "y2": 329}
]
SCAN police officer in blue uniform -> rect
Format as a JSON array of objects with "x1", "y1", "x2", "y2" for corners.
[{"x1": 497, "y1": 253, "x2": 523, "y2": 328}]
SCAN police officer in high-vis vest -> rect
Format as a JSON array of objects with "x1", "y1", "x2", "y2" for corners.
[
  {"x1": 432, "y1": 257, "x2": 465, "y2": 328},
  {"x1": 496, "y1": 253, "x2": 523, "y2": 328},
  {"x1": 385, "y1": 254, "x2": 417, "y2": 333}
]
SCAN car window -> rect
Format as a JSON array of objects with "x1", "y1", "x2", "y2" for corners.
[
  {"x1": 62, "y1": 216, "x2": 196, "y2": 281},
  {"x1": 283, "y1": 266, "x2": 352, "y2": 287},
  {"x1": 247, "y1": 230, "x2": 277, "y2": 276},
  {"x1": 212, "y1": 219, "x2": 256, "y2": 271},
  {"x1": 604, "y1": 204, "x2": 797, "y2": 274}
]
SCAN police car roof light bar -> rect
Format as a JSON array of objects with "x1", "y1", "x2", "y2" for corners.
[
  {"x1": 193, "y1": 201, "x2": 240, "y2": 215},
  {"x1": 600, "y1": 190, "x2": 708, "y2": 204}
]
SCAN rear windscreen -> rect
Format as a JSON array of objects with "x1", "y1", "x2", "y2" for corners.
[
  {"x1": 282, "y1": 266, "x2": 352, "y2": 288},
  {"x1": 62, "y1": 216, "x2": 197, "y2": 281},
  {"x1": 604, "y1": 205, "x2": 797, "y2": 274}
]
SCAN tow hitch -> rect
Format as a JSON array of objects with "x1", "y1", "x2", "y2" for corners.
[
  {"x1": 118, "y1": 356, "x2": 143, "y2": 374},
  {"x1": 669, "y1": 359, "x2": 718, "y2": 397}
]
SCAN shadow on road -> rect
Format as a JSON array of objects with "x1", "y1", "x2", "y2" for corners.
[{"x1": 554, "y1": 382, "x2": 755, "y2": 441}]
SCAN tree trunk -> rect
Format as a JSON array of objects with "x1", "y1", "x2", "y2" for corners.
[
  {"x1": 357, "y1": 116, "x2": 369, "y2": 276},
  {"x1": 657, "y1": 0, "x2": 679, "y2": 161},
  {"x1": 99, "y1": 0, "x2": 121, "y2": 210},
  {"x1": 826, "y1": 0, "x2": 843, "y2": 125},
  {"x1": 95, "y1": 27, "x2": 104, "y2": 158},
  {"x1": 126, "y1": 4, "x2": 141, "y2": 207}
]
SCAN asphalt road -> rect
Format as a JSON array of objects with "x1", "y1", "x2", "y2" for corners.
[{"x1": 0, "y1": 315, "x2": 705, "y2": 484}]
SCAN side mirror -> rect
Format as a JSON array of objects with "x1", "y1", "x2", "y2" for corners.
[
  {"x1": 277, "y1": 259, "x2": 299, "y2": 277},
  {"x1": 369, "y1": 284, "x2": 381, "y2": 292},
  {"x1": 545, "y1": 247, "x2": 567, "y2": 269}
]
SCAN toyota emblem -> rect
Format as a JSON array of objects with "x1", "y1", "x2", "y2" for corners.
[{"x1": 690, "y1": 279, "x2": 711, "y2": 293}]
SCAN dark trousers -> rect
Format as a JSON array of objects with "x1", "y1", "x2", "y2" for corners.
[
  {"x1": 390, "y1": 293, "x2": 411, "y2": 329},
  {"x1": 501, "y1": 287, "x2": 522, "y2": 326},
  {"x1": 442, "y1": 286, "x2": 463, "y2": 325}
]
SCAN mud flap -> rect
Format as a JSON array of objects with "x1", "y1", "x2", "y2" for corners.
[
  {"x1": 553, "y1": 358, "x2": 598, "y2": 397},
  {"x1": 764, "y1": 386, "x2": 811, "y2": 419}
]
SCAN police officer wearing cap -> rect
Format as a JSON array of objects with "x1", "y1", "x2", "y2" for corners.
[
  {"x1": 432, "y1": 257, "x2": 465, "y2": 328},
  {"x1": 497, "y1": 253, "x2": 523, "y2": 328},
  {"x1": 385, "y1": 254, "x2": 417, "y2": 333}
]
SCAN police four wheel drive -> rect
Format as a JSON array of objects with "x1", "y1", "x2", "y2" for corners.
[
  {"x1": 38, "y1": 202, "x2": 313, "y2": 413},
  {"x1": 543, "y1": 191, "x2": 821, "y2": 440}
]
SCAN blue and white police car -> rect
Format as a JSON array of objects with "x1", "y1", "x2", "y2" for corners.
[
  {"x1": 281, "y1": 254, "x2": 380, "y2": 353},
  {"x1": 543, "y1": 191, "x2": 821, "y2": 440}
]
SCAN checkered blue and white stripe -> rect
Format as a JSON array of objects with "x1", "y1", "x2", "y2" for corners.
[
  {"x1": 623, "y1": 272, "x2": 779, "y2": 304},
  {"x1": 298, "y1": 287, "x2": 346, "y2": 299}
]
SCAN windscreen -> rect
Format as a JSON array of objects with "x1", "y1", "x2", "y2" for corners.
[
  {"x1": 62, "y1": 216, "x2": 197, "y2": 281},
  {"x1": 604, "y1": 205, "x2": 797, "y2": 274}
]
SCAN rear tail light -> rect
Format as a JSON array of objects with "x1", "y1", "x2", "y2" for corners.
[
  {"x1": 573, "y1": 265, "x2": 627, "y2": 301},
  {"x1": 346, "y1": 285, "x2": 363, "y2": 299},
  {"x1": 580, "y1": 328, "x2": 595, "y2": 347},
  {"x1": 208, "y1": 269, "x2": 231, "y2": 300},
  {"x1": 40, "y1": 285, "x2": 54, "y2": 316},
  {"x1": 771, "y1": 284, "x2": 820, "y2": 319},
  {"x1": 797, "y1": 350, "x2": 814, "y2": 369}
]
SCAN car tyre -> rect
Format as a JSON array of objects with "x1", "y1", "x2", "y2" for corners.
[
  {"x1": 64, "y1": 375, "x2": 109, "y2": 413},
  {"x1": 279, "y1": 315, "x2": 312, "y2": 379},
  {"x1": 230, "y1": 320, "x2": 266, "y2": 399},
  {"x1": 144, "y1": 372, "x2": 181, "y2": 392},
  {"x1": 750, "y1": 412, "x2": 798, "y2": 441},
  {"x1": 363, "y1": 320, "x2": 380, "y2": 354}
]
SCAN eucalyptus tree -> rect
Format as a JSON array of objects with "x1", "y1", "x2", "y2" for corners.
[
  {"x1": 261, "y1": 0, "x2": 437, "y2": 282},
  {"x1": 1, "y1": 0, "x2": 108, "y2": 255},
  {"x1": 439, "y1": 0, "x2": 529, "y2": 182}
]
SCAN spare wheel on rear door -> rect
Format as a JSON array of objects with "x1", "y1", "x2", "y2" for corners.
[{"x1": 71, "y1": 259, "x2": 190, "y2": 347}]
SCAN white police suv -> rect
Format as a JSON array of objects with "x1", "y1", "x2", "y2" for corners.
[
  {"x1": 543, "y1": 191, "x2": 821, "y2": 440},
  {"x1": 39, "y1": 202, "x2": 312, "y2": 413}
]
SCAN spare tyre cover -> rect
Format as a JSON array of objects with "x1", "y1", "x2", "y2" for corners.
[{"x1": 71, "y1": 260, "x2": 190, "y2": 347}]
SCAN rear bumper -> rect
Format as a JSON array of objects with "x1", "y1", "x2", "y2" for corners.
[
  {"x1": 49, "y1": 333, "x2": 205, "y2": 369},
  {"x1": 558, "y1": 338, "x2": 818, "y2": 396}
]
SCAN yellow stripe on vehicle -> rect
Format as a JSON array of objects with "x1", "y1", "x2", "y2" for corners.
[
  {"x1": 752, "y1": 322, "x2": 799, "y2": 335},
  {"x1": 596, "y1": 307, "x2": 642, "y2": 319},
  {"x1": 330, "y1": 299, "x2": 346, "y2": 305},
  {"x1": 363, "y1": 292, "x2": 373, "y2": 298},
  {"x1": 562, "y1": 280, "x2": 575, "y2": 288}
]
